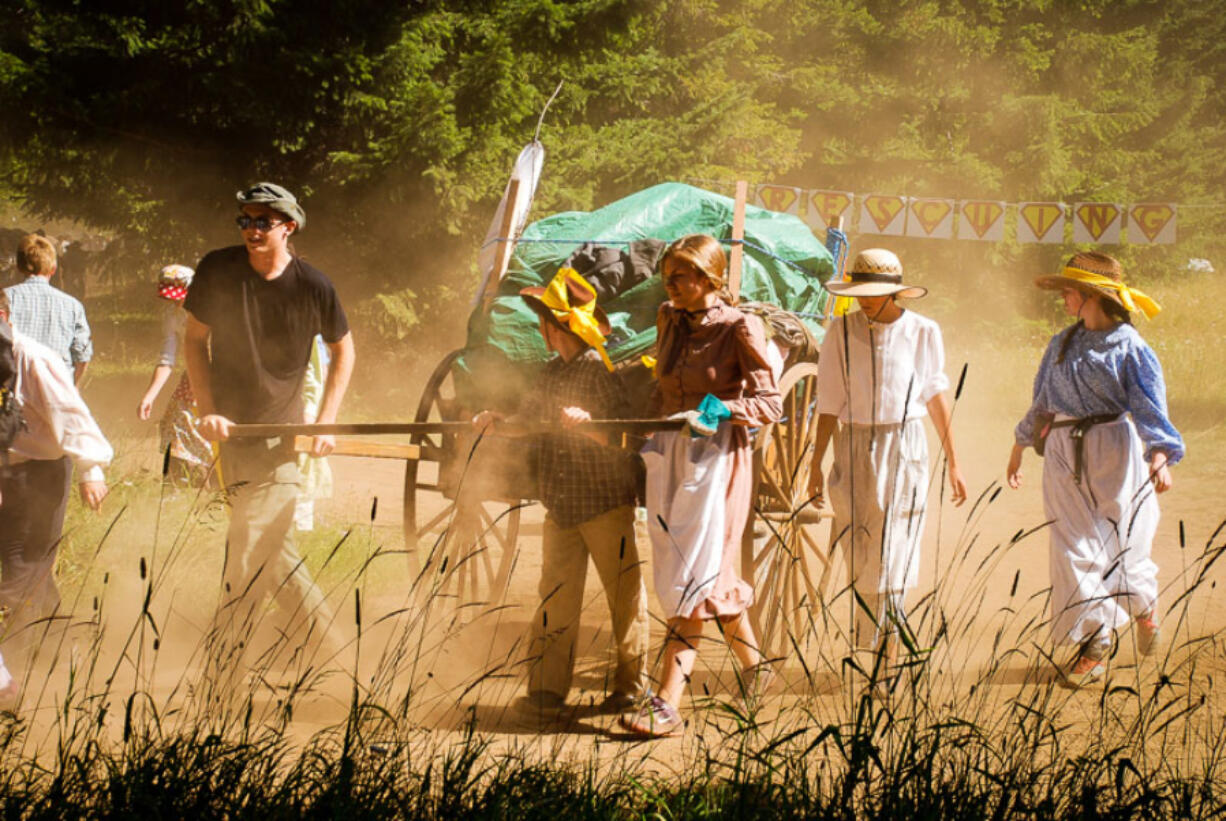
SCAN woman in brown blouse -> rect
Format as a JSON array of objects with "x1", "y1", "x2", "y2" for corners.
[{"x1": 619, "y1": 234, "x2": 783, "y2": 738}]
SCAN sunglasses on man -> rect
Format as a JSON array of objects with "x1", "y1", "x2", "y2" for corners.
[{"x1": 235, "y1": 215, "x2": 288, "y2": 232}]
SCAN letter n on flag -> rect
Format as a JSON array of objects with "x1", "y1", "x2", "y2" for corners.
[
  {"x1": 957, "y1": 200, "x2": 1006, "y2": 241},
  {"x1": 756, "y1": 184, "x2": 800, "y2": 216},
  {"x1": 905, "y1": 198, "x2": 954, "y2": 239},
  {"x1": 804, "y1": 190, "x2": 854, "y2": 232},
  {"x1": 1128, "y1": 204, "x2": 1176, "y2": 245},
  {"x1": 859, "y1": 194, "x2": 906, "y2": 235},
  {"x1": 1016, "y1": 202, "x2": 1066, "y2": 244},
  {"x1": 1072, "y1": 202, "x2": 1123, "y2": 244}
]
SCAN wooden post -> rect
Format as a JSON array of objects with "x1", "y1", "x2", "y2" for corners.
[
  {"x1": 727, "y1": 179, "x2": 748, "y2": 301},
  {"x1": 481, "y1": 178, "x2": 521, "y2": 311}
]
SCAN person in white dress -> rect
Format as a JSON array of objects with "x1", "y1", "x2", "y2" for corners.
[{"x1": 807, "y1": 249, "x2": 967, "y2": 685}]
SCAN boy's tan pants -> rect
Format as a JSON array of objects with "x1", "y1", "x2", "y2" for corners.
[{"x1": 527, "y1": 505, "x2": 648, "y2": 701}]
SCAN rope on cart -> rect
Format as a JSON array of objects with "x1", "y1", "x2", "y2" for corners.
[{"x1": 481, "y1": 235, "x2": 829, "y2": 280}]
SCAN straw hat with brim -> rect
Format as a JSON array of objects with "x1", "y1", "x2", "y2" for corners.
[
  {"x1": 1034, "y1": 252, "x2": 1161, "y2": 319},
  {"x1": 825, "y1": 249, "x2": 928, "y2": 299},
  {"x1": 520, "y1": 274, "x2": 612, "y2": 337}
]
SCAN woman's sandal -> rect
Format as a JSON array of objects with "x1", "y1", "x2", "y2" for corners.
[{"x1": 618, "y1": 696, "x2": 684, "y2": 738}]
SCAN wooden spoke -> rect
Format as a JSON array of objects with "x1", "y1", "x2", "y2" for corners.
[
  {"x1": 407, "y1": 350, "x2": 525, "y2": 611},
  {"x1": 416, "y1": 501, "x2": 456, "y2": 540},
  {"x1": 745, "y1": 361, "x2": 837, "y2": 660}
]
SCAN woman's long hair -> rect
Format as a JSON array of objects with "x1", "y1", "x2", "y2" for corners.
[{"x1": 661, "y1": 234, "x2": 735, "y2": 305}]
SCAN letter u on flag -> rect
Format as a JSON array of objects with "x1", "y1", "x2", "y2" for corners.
[{"x1": 957, "y1": 201, "x2": 1006, "y2": 241}]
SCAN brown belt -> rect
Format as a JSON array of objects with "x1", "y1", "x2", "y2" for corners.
[{"x1": 1049, "y1": 413, "x2": 1122, "y2": 484}]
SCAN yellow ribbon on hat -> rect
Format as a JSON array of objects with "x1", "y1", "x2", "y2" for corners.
[
  {"x1": 1061, "y1": 266, "x2": 1161, "y2": 319},
  {"x1": 542, "y1": 267, "x2": 614, "y2": 371}
]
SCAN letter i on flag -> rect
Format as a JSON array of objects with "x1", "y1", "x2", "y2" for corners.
[
  {"x1": 756, "y1": 184, "x2": 801, "y2": 215},
  {"x1": 957, "y1": 201, "x2": 1006, "y2": 241},
  {"x1": 1128, "y1": 204, "x2": 1176, "y2": 245},
  {"x1": 1016, "y1": 202, "x2": 1066, "y2": 244},
  {"x1": 1072, "y1": 202, "x2": 1123, "y2": 244}
]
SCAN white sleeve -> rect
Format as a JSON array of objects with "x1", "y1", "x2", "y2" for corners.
[
  {"x1": 25, "y1": 353, "x2": 113, "y2": 479},
  {"x1": 814, "y1": 317, "x2": 848, "y2": 417},
  {"x1": 918, "y1": 321, "x2": 951, "y2": 403}
]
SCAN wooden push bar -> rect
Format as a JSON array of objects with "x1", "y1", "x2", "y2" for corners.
[
  {"x1": 232, "y1": 419, "x2": 689, "y2": 439},
  {"x1": 291, "y1": 436, "x2": 422, "y2": 459}
]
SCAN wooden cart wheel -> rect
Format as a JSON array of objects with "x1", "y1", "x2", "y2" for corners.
[
  {"x1": 745, "y1": 361, "x2": 833, "y2": 660},
  {"x1": 403, "y1": 350, "x2": 523, "y2": 606}
]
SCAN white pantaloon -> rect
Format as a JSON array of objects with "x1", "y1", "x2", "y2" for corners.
[
  {"x1": 829, "y1": 419, "x2": 928, "y2": 648},
  {"x1": 1043, "y1": 416, "x2": 1159, "y2": 646}
]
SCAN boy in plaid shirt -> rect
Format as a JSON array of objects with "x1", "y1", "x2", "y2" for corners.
[{"x1": 473, "y1": 268, "x2": 647, "y2": 716}]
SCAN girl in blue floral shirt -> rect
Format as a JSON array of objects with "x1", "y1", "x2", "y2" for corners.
[{"x1": 1007, "y1": 251, "x2": 1183, "y2": 688}]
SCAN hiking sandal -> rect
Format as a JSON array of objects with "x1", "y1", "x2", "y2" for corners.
[
  {"x1": 618, "y1": 696, "x2": 684, "y2": 738},
  {"x1": 1059, "y1": 654, "x2": 1107, "y2": 689}
]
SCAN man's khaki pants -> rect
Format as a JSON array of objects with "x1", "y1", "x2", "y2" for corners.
[
  {"x1": 215, "y1": 438, "x2": 336, "y2": 672},
  {"x1": 528, "y1": 505, "x2": 648, "y2": 701}
]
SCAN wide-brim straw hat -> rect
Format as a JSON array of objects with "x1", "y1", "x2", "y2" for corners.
[
  {"x1": 825, "y1": 249, "x2": 928, "y2": 299},
  {"x1": 1034, "y1": 251, "x2": 1157, "y2": 313},
  {"x1": 520, "y1": 270, "x2": 612, "y2": 337}
]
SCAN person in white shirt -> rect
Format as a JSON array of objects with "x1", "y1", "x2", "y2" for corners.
[
  {"x1": 0, "y1": 290, "x2": 111, "y2": 642},
  {"x1": 807, "y1": 249, "x2": 967, "y2": 686}
]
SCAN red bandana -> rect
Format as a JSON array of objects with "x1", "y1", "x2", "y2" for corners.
[{"x1": 158, "y1": 283, "x2": 188, "y2": 302}]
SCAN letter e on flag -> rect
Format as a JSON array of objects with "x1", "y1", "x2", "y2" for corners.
[
  {"x1": 757, "y1": 185, "x2": 800, "y2": 215},
  {"x1": 860, "y1": 194, "x2": 906, "y2": 235},
  {"x1": 804, "y1": 190, "x2": 853, "y2": 231},
  {"x1": 957, "y1": 201, "x2": 1005, "y2": 241},
  {"x1": 1072, "y1": 203, "x2": 1122, "y2": 244},
  {"x1": 1017, "y1": 202, "x2": 1066, "y2": 244},
  {"x1": 1128, "y1": 204, "x2": 1176, "y2": 245}
]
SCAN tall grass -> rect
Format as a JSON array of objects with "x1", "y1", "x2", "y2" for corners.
[{"x1": 5, "y1": 338, "x2": 1226, "y2": 818}]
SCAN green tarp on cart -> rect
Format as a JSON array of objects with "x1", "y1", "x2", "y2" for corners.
[{"x1": 456, "y1": 182, "x2": 834, "y2": 409}]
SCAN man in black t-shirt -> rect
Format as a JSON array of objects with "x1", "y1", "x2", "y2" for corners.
[{"x1": 184, "y1": 182, "x2": 355, "y2": 673}]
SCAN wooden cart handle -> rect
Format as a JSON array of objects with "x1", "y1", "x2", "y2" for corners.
[{"x1": 232, "y1": 419, "x2": 688, "y2": 439}]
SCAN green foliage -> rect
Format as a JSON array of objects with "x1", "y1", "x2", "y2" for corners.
[{"x1": 1, "y1": 0, "x2": 1224, "y2": 336}]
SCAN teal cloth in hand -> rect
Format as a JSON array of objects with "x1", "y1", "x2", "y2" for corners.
[{"x1": 689, "y1": 393, "x2": 731, "y2": 437}]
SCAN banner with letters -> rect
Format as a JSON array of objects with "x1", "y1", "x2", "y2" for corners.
[{"x1": 730, "y1": 180, "x2": 1183, "y2": 245}]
